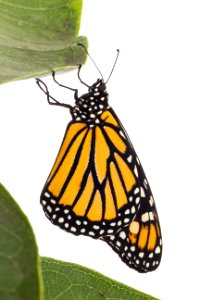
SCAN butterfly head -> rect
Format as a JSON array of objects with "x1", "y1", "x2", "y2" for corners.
[{"x1": 89, "y1": 78, "x2": 107, "y2": 94}]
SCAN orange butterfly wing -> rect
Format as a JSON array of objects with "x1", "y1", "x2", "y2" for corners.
[{"x1": 41, "y1": 109, "x2": 141, "y2": 237}]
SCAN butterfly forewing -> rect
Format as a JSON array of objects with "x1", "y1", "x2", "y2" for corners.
[{"x1": 41, "y1": 108, "x2": 142, "y2": 237}]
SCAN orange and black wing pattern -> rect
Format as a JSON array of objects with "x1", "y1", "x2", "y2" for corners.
[
  {"x1": 101, "y1": 179, "x2": 162, "y2": 272},
  {"x1": 39, "y1": 77, "x2": 162, "y2": 272},
  {"x1": 41, "y1": 108, "x2": 140, "y2": 237}
]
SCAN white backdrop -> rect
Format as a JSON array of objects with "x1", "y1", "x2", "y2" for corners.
[{"x1": 1, "y1": 1, "x2": 200, "y2": 299}]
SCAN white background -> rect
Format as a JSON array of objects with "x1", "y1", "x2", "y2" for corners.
[{"x1": 0, "y1": 1, "x2": 200, "y2": 299}]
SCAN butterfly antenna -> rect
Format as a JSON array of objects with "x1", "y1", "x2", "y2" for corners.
[
  {"x1": 78, "y1": 43, "x2": 104, "y2": 80},
  {"x1": 106, "y1": 49, "x2": 120, "y2": 84}
]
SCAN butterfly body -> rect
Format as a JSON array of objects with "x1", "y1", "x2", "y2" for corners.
[{"x1": 38, "y1": 74, "x2": 162, "y2": 273}]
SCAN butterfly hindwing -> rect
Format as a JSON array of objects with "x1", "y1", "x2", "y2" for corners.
[{"x1": 101, "y1": 180, "x2": 162, "y2": 272}]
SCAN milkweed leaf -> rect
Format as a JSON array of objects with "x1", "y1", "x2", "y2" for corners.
[
  {"x1": 41, "y1": 257, "x2": 159, "y2": 300},
  {"x1": 0, "y1": 0, "x2": 87, "y2": 84},
  {"x1": 0, "y1": 183, "x2": 42, "y2": 300}
]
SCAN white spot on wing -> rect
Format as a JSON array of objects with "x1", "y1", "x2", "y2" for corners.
[
  {"x1": 149, "y1": 196, "x2": 154, "y2": 206},
  {"x1": 127, "y1": 155, "x2": 132, "y2": 163},
  {"x1": 124, "y1": 218, "x2": 130, "y2": 223},
  {"x1": 119, "y1": 130, "x2": 126, "y2": 138},
  {"x1": 129, "y1": 196, "x2": 133, "y2": 202},
  {"x1": 130, "y1": 246, "x2": 135, "y2": 252},
  {"x1": 141, "y1": 212, "x2": 149, "y2": 222},
  {"x1": 135, "y1": 197, "x2": 140, "y2": 204},
  {"x1": 71, "y1": 227, "x2": 76, "y2": 232},
  {"x1": 58, "y1": 217, "x2": 64, "y2": 223},
  {"x1": 149, "y1": 253, "x2": 154, "y2": 258},
  {"x1": 136, "y1": 156, "x2": 140, "y2": 165},
  {"x1": 131, "y1": 206, "x2": 136, "y2": 214},
  {"x1": 116, "y1": 241, "x2": 121, "y2": 247},
  {"x1": 110, "y1": 222, "x2": 116, "y2": 226},
  {"x1": 139, "y1": 252, "x2": 144, "y2": 258},
  {"x1": 134, "y1": 188, "x2": 139, "y2": 194},
  {"x1": 155, "y1": 246, "x2": 161, "y2": 254},
  {"x1": 140, "y1": 187, "x2": 146, "y2": 197},
  {"x1": 93, "y1": 225, "x2": 100, "y2": 230},
  {"x1": 149, "y1": 212, "x2": 154, "y2": 220},
  {"x1": 144, "y1": 179, "x2": 148, "y2": 188},
  {"x1": 47, "y1": 206, "x2": 52, "y2": 213},
  {"x1": 89, "y1": 231, "x2": 95, "y2": 236},
  {"x1": 119, "y1": 231, "x2": 126, "y2": 240},
  {"x1": 134, "y1": 166, "x2": 138, "y2": 177}
]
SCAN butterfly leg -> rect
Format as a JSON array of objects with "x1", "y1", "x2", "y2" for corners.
[
  {"x1": 77, "y1": 64, "x2": 89, "y2": 87},
  {"x1": 36, "y1": 78, "x2": 61, "y2": 106},
  {"x1": 36, "y1": 78, "x2": 72, "y2": 109},
  {"x1": 52, "y1": 71, "x2": 78, "y2": 94}
]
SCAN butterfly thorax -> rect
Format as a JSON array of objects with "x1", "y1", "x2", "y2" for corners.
[{"x1": 71, "y1": 79, "x2": 109, "y2": 125}]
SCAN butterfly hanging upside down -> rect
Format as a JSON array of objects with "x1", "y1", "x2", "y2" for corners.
[{"x1": 36, "y1": 45, "x2": 162, "y2": 273}]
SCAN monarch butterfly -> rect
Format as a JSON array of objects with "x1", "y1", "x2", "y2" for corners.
[{"x1": 36, "y1": 45, "x2": 162, "y2": 273}]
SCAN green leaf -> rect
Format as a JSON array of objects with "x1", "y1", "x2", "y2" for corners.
[
  {"x1": 0, "y1": 0, "x2": 87, "y2": 84},
  {"x1": 41, "y1": 257, "x2": 159, "y2": 300},
  {"x1": 0, "y1": 183, "x2": 42, "y2": 300}
]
